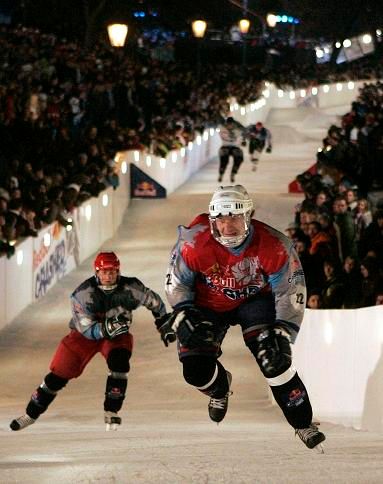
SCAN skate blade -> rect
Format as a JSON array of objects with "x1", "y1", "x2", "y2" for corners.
[
  {"x1": 105, "y1": 423, "x2": 119, "y2": 431},
  {"x1": 313, "y1": 443, "x2": 325, "y2": 454}
]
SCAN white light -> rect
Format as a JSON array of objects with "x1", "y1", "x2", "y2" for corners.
[
  {"x1": 323, "y1": 84, "x2": 330, "y2": 93},
  {"x1": 107, "y1": 24, "x2": 128, "y2": 47},
  {"x1": 311, "y1": 87, "x2": 318, "y2": 95},
  {"x1": 16, "y1": 249, "x2": 23, "y2": 266},
  {"x1": 343, "y1": 38, "x2": 351, "y2": 48},
  {"x1": 43, "y1": 233, "x2": 51, "y2": 247},
  {"x1": 300, "y1": 89, "x2": 306, "y2": 98},
  {"x1": 229, "y1": 105, "x2": 234, "y2": 112},
  {"x1": 67, "y1": 217, "x2": 73, "y2": 224},
  {"x1": 160, "y1": 158, "x2": 166, "y2": 168},
  {"x1": 216, "y1": 127, "x2": 220, "y2": 133},
  {"x1": 172, "y1": 152, "x2": 177, "y2": 163},
  {"x1": 266, "y1": 14, "x2": 277, "y2": 28},
  {"x1": 336, "y1": 83, "x2": 343, "y2": 91},
  {"x1": 196, "y1": 135, "x2": 202, "y2": 145},
  {"x1": 240, "y1": 106, "x2": 246, "y2": 115},
  {"x1": 316, "y1": 49, "x2": 324, "y2": 58},
  {"x1": 134, "y1": 150, "x2": 140, "y2": 162},
  {"x1": 377, "y1": 29, "x2": 382, "y2": 37},
  {"x1": 102, "y1": 193, "x2": 108, "y2": 207},
  {"x1": 188, "y1": 142, "x2": 193, "y2": 151},
  {"x1": 85, "y1": 204, "x2": 92, "y2": 221},
  {"x1": 203, "y1": 131, "x2": 209, "y2": 141},
  {"x1": 262, "y1": 89, "x2": 270, "y2": 98},
  {"x1": 146, "y1": 155, "x2": 151, "y2": 167},
  {"x1": 265, "y1": 81, "x2": 270, "y2": 87},
  {"x1": 66, "y1": 224, "x2": 72, "y2": 232},
  {"x1": 289, "y1": 91, "x2": 295, "y2": 100},
  {"x1": 180, "y1": 147, "x2": 186, "y2": 157},
  {"x1": 362, "y1": 34, "x2": 372, "y2": 44},
  {"x1": 335, "y1": 41, "x2": 341, "y2": 48},
  {"x1": 121, "y1": 161, "x2": 127, "y2": 174},
  {"x1": 324, "y1": 320, "x2": 333, "y2": 345},
  {"x1": 277, "y1": 89, "x2": 284, "y2": 98},
  {"x1": 348, "y1": 81, "x2": 354, "y2": 90},
  {"x1": 317, "y1": 147, "x2": 323, "y2": 153},
  {"x1": 209, "y1": 128, "x2": 215, "y2": 136},
  {"x1": 324, "y1": 47, "x2": 330, "y2": 54}
]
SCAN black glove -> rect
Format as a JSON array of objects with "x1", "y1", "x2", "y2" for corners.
[
  {"x1": 241, "y1": 140, "x2": 247, "y2": 147},
  {"x1": 172, "y1": 307, "x2": 215, "y2": 348},
  {"x1": 266, "y1": 145, "x2": 272, "y2": 153},
  {"x1": 102, "y1": 315, "x2": 130, "y2": 339},
  {"x1": 255, "y1": 327, "x2": 291, "y2": 378},
  {"x1": 155, "y1": 313, "x2": 177, "y2": 347}
]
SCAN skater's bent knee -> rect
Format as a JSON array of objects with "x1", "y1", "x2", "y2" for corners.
[{"x1": 182, "y1": 355, "x2": 216, "y2": 387}]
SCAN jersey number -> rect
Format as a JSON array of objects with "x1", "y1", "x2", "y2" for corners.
[
  {"x1": 166, "y1": 274, "x2": 172, "y2": 285},
  {"x1": 296, "y1": 293, "x2": 304, "y2": 304}
]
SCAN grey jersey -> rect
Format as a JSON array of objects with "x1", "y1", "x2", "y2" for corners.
[{"x1": 69, "y1": 275, "x2": 166, "y2": 339}]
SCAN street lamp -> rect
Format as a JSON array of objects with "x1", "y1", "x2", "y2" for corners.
[
  {"x1": 239, "y1": 18, "x2": 250, "y2": 73},
  {"x1": 192, "y1": 20, "x2": 207, "y2": 38},
  {"x1": 107, "y1": 23, "x2": 128, "y2": 47},
  {"x1": 191, "y1": 20, "x2": 207, "y2": 82},
  {"x1": 239, "y1": 18, "x2": 250, "y2": 35}
]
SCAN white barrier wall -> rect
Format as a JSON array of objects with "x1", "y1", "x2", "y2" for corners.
[
  {"x1": 294, "y1": 307, "x2": 383, "y2": 431},
  {"x1": 119, "y1": 129, "x2": 222, "y2": 195}
]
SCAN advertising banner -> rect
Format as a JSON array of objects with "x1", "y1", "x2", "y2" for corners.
[{"x1": 32, "y1": 211, "x2": 80, "y2": 300}]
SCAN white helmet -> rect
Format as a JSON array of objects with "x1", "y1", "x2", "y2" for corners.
[{"x1": 209, "y1": 185, "x2": 254, "y2": 248}]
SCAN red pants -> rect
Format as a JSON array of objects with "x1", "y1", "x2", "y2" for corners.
[{"x1": 50, "y1": 330, "x2": 133, "y2": 380}]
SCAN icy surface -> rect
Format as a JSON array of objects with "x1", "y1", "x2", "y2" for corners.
[{"x1": 1, "y1": 105, "x2": 383, "y2": 483}]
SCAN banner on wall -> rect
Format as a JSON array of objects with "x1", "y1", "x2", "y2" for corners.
[
  {"x1": 32, "y1": 211, "x2": 80, "y2": 300},
  {"x1": 130, "y1": 163, "x2": 166, "y2": 198}
]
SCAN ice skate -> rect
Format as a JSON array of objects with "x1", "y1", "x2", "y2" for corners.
[
  {"x1": 295, "y1": 422, "x2": 326, "y2": 452},
  {"x1": 104, "y1": 411, "x2": 121, "y2": 431},
  {"x1": 10, "y1": 414, "x2": 36, "y2": 431},
  {"x1": 208, "y1": 371, "x2": 232, "y2": 423}
]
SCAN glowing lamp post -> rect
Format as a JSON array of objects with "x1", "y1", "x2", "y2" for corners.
[
  {"x1": 107, "y1": 23, "x2": 128, "y2": 47},
  {"x1": 192, "y1": 20, "x2": 207, "y2": 39},
  {"x1": 239, "y1": 18, "x2": 250, "y2": 35},
  {"x1": 192, "y1": 20, "x2": 207, "y2": 82}
]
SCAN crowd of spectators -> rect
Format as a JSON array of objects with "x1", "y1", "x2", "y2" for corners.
[
  {"x1": 288, "y1": 81, "x2": 383, "y2": 309},
  {"x1": 1, "y1": 23, "x2": 383, "y2": 312}
]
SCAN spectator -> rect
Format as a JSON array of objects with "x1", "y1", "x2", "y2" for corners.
[
  {"x1": 359, "y1": 256, "x2": 383, "y2": 308},
  {"x1": 306, "y1": 289, "x2": 322, "y2": 309},
  {"x1": 321, "y1": 258, "x2": 345, "y2": 309}
]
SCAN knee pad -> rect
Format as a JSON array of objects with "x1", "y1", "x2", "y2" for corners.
[
  {"x1": 182, "y1": 355, "x2": 216, "y2": 388},
  {"x1": 247, "y1": 329, "x2": 292, "y2": 378},
  {"x1": 270, "y1": 372, "x2": 313, "y2": 429},
  {"x1": 45, "y1": 372, "x2": 68, "y2": 392},
  {"x1": 107, "y1": 348, "x2": 131, "y2": 373}
]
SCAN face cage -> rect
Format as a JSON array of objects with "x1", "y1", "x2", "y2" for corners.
[{"x1": 209, "y1": 212, "x2": 252, "y2": 248}]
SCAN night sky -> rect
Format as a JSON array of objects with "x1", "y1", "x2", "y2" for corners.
[{"x1": 2, "y1": 0, "x2": 383, "y2": 41}]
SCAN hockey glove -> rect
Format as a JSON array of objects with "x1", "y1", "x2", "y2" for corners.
[
  {"x1": 171, "y1": 307, "x2": 215, "y2": 348},
  {"x1": 255, "y1": 327, "x2": 292, "y2": 378},
  {"x1": 266, "y1": 145, "x2": 272, "y2": 153},
  {"x1": 155, "y1": 313, "x2": 177, "y2": 347},
  {"x1": 102, "y1": 315, "x2": 130, "y2": 339}
]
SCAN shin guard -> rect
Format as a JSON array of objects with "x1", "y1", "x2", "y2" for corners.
[{"x1": 269, "y1": 371, "x2": 313, "y2": 429}]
